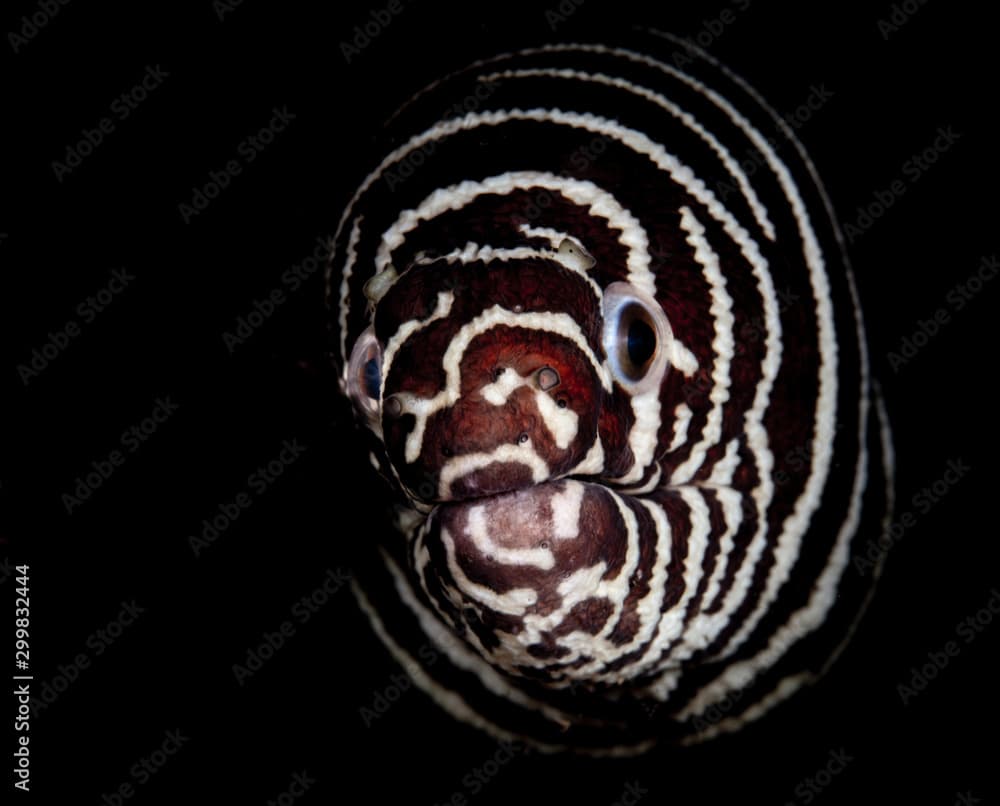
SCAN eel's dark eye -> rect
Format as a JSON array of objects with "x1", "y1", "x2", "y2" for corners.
[
  {"x1": 601, "y1": 282, "x2": 674, "y2": 393},
  {"x1": 346, "y1": 326, "x2": 382, "y2": 424},
  {"x1": 363, "y1": 357, "x2": 381, "y2": 399},
  {"x1": 623, "y1": 307, "x2": 657, "y2": 378}
]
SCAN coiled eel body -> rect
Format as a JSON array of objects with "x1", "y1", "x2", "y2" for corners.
[{"x1": 326, "y1": 33, "x2": 893, "y2": 754}]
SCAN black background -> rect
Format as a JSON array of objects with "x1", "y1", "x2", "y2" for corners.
[{"x1": 6, "y1": 0, "x2": 997, "y2": 803}]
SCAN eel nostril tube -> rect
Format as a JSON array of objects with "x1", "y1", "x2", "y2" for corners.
[
  {"x1": 537, "y1": 366, "x2": 560, "y2": 391},
  {"x1": 383, "y1": 396, "x2": 403, "y2": 418}
]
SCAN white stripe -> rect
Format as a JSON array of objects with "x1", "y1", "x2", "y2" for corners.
[
  {"x1": 420, "y1": 243, "x2": 552, "y2": 264},
  {"x1": 516, "y1": 488, "x2": 643, "y2": 674},
  {"x1": 381, "y1": 547, "x2": 635, "y2": 731},
  {"x1": 654, "y1": 40, "x2": 841, "y2": 661},
  {"x1": 440, "y1": 526, "x2": 538, "y2": 614},
  {"x1": 337, "y1": 216, "x2": 363, "y2": 365},
  {"x1": 550, "y1": 481, "x2": 585, "y2": 539},
  {"x1": 516, "y1": 559, "x2": 608, "y2": 655},
  {"x1": 693, "y1": 485, "x2": 743, "y2": 623},
  {"x1": 524, "y1": 42, "x2": 839, "y2": 666},
  {"x1": 352, "y1": 579, "x2": 523, "y2": 741},
  {"x1": 383, "y1": 305, "x2": 610, "y2": 466},
  {"x1": 479, "y1": 368, "x2": 580, "y2": 450},
  {"x1": 615, "y1": 387, "x2": 662, "y2": 484},
  {"x1": 667, "y1": 403, "x2": 693, "y2": 452},
  {"x1": 466, "y1": 505, "x2": 555, "y2": 570},
  {"x1": 631, "y1": 486, "x2": 712, "y2": 682},
  {"x1": 415, "y1": 240, "x2": 606, "y2": 304},
  {"x1": 572, "y1": 436, "x2": 605, "y2": 476},
  {"x1": 669, "y1": 206, "x2": 735, "y2": 485},
  {"x1": 681, "y1": 673, "x2": 810, "y2": 744},
  {"x1": 355, "y1": 571, "x2": 655, "y2": 756},
  {"x1": 707, "y1": 438, "x2": 741, "y2": 487},
  {"x1": 680, "y1": 271, "x2": 875, "y2": 719},
  {"x1": 518, "y1": 224, "x2": 575, "y2": 247},
  {"x1": 588, "y1": 489, "x2": 644, "y2": 649},
  {"x1": 438, "y1": 440, "x2": 550, "y2": 499},
  {"x1": 332, "y1": 42, "x2": 860, "y2": 733},
  {"x1": 370, "y1": 106, "x2": 778, "y2": 502},
  {"x1": 374, "y1": 169, "x2": 656, "y2": 298},
  {"x1": 617, "y1": 463, "x2": 663, "y2": 495},
  {"x1": 334, "y1": 69, "x2": 786, "y2": 625},
  {"x1": 479, "y1": 66, "x2": 776, "y2": 240},
  {"x1": 609, "y1": 33, "x2": 860, "y2": 713},
  {"x1": 584, "y1": 494, "x2": 675, "y2": 684},
  {"x1": 379, "y1": 291, "x2": 454, "y2": 401},
  {"x1": 367, "y1": 102, "x2": 780, "y2": 663}
]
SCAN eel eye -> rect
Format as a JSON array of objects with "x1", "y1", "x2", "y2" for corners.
[
  {"x1": 346, "y1": 326, "x2": 382, "y2": 423},
  {"x1": 601, "y1": 282, "x2": 673, "y2": 393}
]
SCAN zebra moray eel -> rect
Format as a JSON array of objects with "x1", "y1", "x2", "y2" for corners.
[{"x1": 326, "y1": 32, "x2": 893, "y2": 754}]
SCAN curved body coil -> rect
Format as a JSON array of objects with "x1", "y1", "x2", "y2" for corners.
[{"x1": 327, "y1": 33, "x2": 892, "y2": 754}]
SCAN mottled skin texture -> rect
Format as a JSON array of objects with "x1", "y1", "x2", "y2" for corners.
[
  {"x1": 434, "y1": 482, "x2": 625, "y2": 655},
  {"x1": 329, "y1": 39, "x2": 891, "y2": 750},
  {"x1": 377, "y1": 259, "x2": 616, "y2": 501}
]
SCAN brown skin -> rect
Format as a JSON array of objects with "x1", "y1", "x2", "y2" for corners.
[{"x1": 376, "y1": 258, "x2": 611, "y2": 503}]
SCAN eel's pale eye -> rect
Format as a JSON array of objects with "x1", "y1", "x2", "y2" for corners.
[
  {"x1": 346, "y1": 326, "x2": 382, "y2": 423},
  {"x1": 601, "y1": 282, "x2": 674, "y2": 393}
]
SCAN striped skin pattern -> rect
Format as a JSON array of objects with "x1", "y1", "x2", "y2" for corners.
[{"x1": 327, "y1": 33, "x2": 892, "y2": 754}]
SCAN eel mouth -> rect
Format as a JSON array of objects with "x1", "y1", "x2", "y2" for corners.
[
  {"x1": 437, "y1": 461, "x2": 545, "y2": 502},
  {"x1": 419, "y1": 477, "x2": 628, "y2": 680},
  {"x1": 428, "y1": 477, "x2": 600, "y2": 560}
]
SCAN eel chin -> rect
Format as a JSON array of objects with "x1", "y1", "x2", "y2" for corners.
[{"x1": 417, "y1": 480, "x2": 634, "y2": 678}]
